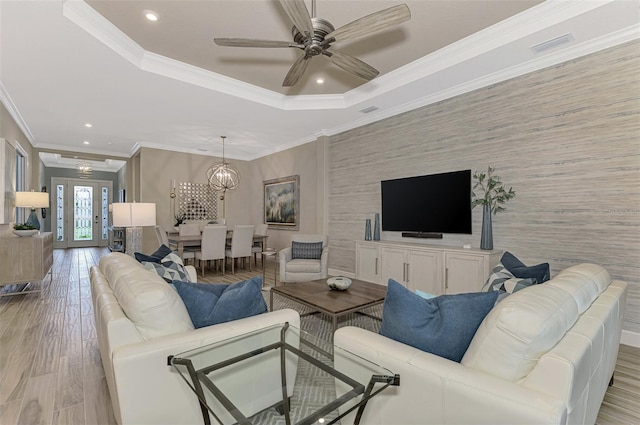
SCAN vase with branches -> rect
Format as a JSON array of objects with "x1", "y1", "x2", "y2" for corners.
[{"x1": 472, "y1": 166, "x2": 516, "y2": 250}]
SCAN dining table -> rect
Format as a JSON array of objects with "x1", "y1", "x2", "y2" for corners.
[{"x1": 167, "y1": 231, "x2": 268, "y2": 261}]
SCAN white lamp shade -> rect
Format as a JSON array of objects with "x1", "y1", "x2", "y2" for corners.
[
  {"x1": 112, "y1": 203, "x2": 156, "y2": 227},
  {"x1": 15, "y1": 191, "x2": 49, "y2": 208}
]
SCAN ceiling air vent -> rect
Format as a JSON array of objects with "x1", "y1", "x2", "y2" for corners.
[
  {"x1": 530, "y1": 33, "x2": 575, "y2": 54},
  {"x1": 359, "y1": 106, "x2": 379, "y2": 114}
]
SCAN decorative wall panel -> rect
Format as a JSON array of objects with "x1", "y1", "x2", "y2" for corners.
[
  {"x1": 327, "y1": 40, "x2": 640, "y2": 334},
  {"x1": 176, "y1": 182, "x2": 217, "y2": 221}
]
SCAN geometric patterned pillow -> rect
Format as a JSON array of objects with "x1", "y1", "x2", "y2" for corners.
[
  {"x1": 483, "y1": 262, "x2": 537, "y2": 293},
  {"x1": 142, "y1": 251, "x2": 192, "y2": 283},
  {"x1": 291, "y1": 241, "x2": 323, "y2": 259}
]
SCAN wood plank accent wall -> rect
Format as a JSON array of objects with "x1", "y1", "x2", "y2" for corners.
[{"x1": 327, "y1": 40, "x2": 640, "y2": 334}]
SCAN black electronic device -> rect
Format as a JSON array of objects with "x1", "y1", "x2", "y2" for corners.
[{"x1": 381, "y1": 169, "x2": 472, "y2": 237}]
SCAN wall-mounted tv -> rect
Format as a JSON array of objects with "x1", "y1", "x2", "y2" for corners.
[{"x1": 381, "y1": 169, "x2": 472, "y2": 237}]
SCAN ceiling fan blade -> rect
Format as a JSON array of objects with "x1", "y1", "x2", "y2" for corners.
[
  {"x1": 283, "y1": 54, "x2": 310, "y2": 87},
  {"x1": 325, "y1": 4, "x2": 411, "y2": 43},
  {"x1": 278, "y1": 0, "x2": 314, "y2": 38},
  {"x1": 324, "y1": 50, "x2": 379, "y2": 81},
  {"x1": 214, "y1": 38, "x2": 302, "y2": 48}
]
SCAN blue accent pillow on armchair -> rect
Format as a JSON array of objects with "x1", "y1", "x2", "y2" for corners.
[
  {"x1": 291, "y1": 241, "x2": 323, "y2": 259},
  {"x1": 172, "y1": 276, "x2": 267, "y2": 328},
  {"x1": 501, "y1": 251, "x2": 550, "y2": 283},
  {"x1": 379, "y1": 279, "x2": 498, "y2": 362}
]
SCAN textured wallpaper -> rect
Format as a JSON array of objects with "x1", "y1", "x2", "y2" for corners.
[{"x1": 327, "y1": 40, "x2": 640, "y2": 333}]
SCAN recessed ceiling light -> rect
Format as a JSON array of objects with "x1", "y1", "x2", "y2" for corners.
[
  {"x1": 316, "y1": 78, "x2": 324, "y2": 84},
  {"x1": 83, "y1": 141, "x2": 90, "y2": 145},
  {"x1": 85, "y1": 123, "x2": 92, "y2": 128},
  {"x1": 144, "y1": 10, "x2": 159, "y2": 22}
]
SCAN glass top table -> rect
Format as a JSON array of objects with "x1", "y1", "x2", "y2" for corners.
[{"x1": 169, "y1": 322, "x2": 398, "y2": 425}]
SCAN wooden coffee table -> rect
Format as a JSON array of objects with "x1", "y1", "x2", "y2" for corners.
[{"x1": 269, "y1": 278, "x2": 386, "y2": 340}]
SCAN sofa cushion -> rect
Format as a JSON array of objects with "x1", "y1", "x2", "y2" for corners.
[
  {"x1": 99, "y1": 253, "x2": 194, "y2": 339},
  {"x1": 379, "y1": 279, "x2": 498, "y2": 362},
  {"x1": 501, "y1": 251, "x2": 550, "y2": 283},
  {"x1": 172, "y1": 276, "x2": 268, "y2": 328},
  {"x1": 142, "y1": 251, "x2": 192, "y2": 283},
  {"x1": 291, "y1": 241, "x2": 323, "y2": 259},
  {"x1": 134, "y1": 244, "x2": 173, "y2": 263},
  {"x1": 462, "y1": 278, "x2": 581, "y2": 382},
  {"x1": 483, "y1": 262, "x2": 537, "y2": 293}
]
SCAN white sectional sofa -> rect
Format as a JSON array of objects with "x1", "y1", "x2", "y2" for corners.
[
  {"x1": 334, "y1": 263, "x2": 627, "y2": 425},
  {"x1": 90, "y1": 252, "x2": 300, "y2": 425}
]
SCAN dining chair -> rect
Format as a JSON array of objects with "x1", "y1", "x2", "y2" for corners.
[
  {"x1": 178, "y1": 223, "x2": 200, "y2": 265},
  {"x1": 195, "y1": 225, "x2": 227, "y2": 277},
  {"x1": 251, "y1": 223, "x2": 269, "y2": 267},
  {"x1": 154, "y1": 225, "x2": 176, "y2": 250},
  {"x1": 225, "y1": 225, "x2": 254, "y2": 274}
]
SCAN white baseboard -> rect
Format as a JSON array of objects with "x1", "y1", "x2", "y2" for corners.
[{"x1": 621, "y1": 330, "x2": 640, "y2": 348}]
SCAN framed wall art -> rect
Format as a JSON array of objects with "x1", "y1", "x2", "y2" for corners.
[{"x1": 264, "y1": 175, "x2": 299, "y2": 230}]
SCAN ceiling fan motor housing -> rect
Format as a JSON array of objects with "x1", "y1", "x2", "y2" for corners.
[{"x1": 292, "y1": 17, "x2": 335, "y2": 56}]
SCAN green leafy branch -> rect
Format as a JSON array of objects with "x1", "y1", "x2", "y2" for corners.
[{"x1": 471, "y1": 166, "x2": 516, "y2": 215}]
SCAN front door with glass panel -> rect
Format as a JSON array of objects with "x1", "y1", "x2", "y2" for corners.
[{"x1": 52, "y1": 178, "x2": 112, "y2": 248}]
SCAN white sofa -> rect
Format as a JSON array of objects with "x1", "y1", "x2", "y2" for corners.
[
  {"x1": 334, "y1": 263, "x2": 627, "y2": 425},
  {"x1": 90, "y1": 252, "x2": 300, "y2": 425}
]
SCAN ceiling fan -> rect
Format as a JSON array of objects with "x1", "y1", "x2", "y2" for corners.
[{"x1": 213, "y1": 0, "x2": 411, "y2": 87}]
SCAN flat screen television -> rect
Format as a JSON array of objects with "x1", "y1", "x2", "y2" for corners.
[{"x1": 381, "y1": 169, "x2": 472, "y2": 236}]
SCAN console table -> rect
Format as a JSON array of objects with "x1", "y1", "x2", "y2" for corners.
[
  {"x1": 356, "y1": 240, "x2": 501, "y2": 295},
  {"x1": 0, "y1": 232, "x2": 53, "y2": 297}
]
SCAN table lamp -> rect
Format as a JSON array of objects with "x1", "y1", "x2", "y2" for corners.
[
  {"x1": 112, "y1": 202, "x2": 156, "y2": 256},
  {"x1": 15, "y1": 191, "x2": 49, "y2": 230}
]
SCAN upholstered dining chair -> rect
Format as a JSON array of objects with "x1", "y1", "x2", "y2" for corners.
[
  {"x1": 178, "y1": 223, "x2": 200, "y2": 265},
  {"x1": 279, "y1": 234, "x2": 329, "y2": 283},
  {"x1": 154, "y1": 225, "x2": 177, "y2": 250},
  {"x1": 195, "y1": 225, "x2": 227, "y2": 277},
  {"x1": 251, "y1": 223, "x2": 269, "y2": 267},
  {"x1": 225, "y1": 225, "x2": 255, "y2": 274}
]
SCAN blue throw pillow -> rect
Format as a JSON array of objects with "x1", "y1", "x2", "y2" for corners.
[
  {"x1": 501, "y1": 251, "x2": 550, "y2": 283},
  {"x1": 172, "y1": 276, "x2": 267, "y2": 328},
  {"x1": 134, "y1": 244, "x2": 173, "y2": 263},
  {"x1": 291, "y1": 241, "x2": 323, "y2": 259},
  {"x1": 379, "y1": 279, "x2": 498, "y2": 362}
]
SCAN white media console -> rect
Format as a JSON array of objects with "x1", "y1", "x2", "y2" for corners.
[{"x1": 355, "y1": 240, "x2": 501, "y2": 295}]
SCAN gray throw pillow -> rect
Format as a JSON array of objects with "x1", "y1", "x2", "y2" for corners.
[
  {"x1": 291, "y1": 241, "x2": 323, "y2": 259},
  {"x1": 483, "y1": 262, "x2": 537, "y2": 293}
]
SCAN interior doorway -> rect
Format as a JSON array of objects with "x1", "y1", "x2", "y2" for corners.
[{"x1": 52, "y1": 178, "x2": 113, "y2": 249}]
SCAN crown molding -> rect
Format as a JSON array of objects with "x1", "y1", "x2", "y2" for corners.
[
  {"x1": 63, "y1": 0, "x2": 635, "y2": 115},
  {"x1": 327, "y1": 23, "x2": 640, "y2": 138},
  {"x1": 0, "y1": 80, "x2": 35, "y2": 144},
  {"x1": 35, "y1": 142, "x2": 131, "y2": 159}
]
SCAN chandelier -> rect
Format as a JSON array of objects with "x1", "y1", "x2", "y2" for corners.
[
  {"x1": 77, "y1": 161, "x2": 93, "y2": 179},
  {"x1": 206, "y1": 136, "x2": 240, "y2": 191}
]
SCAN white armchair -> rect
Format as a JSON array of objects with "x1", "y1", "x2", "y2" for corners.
[{"x1": 279, "y1": 234, "x2": 329, "y2": 283}]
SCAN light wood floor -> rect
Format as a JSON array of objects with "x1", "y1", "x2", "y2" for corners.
[{"x1": 0, "y1": 247, "x2": 637, "y2": 425}]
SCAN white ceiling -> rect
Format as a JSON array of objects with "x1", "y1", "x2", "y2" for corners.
[{"x1": 1, "y1": 1, "x2": 638, "y2": 162}]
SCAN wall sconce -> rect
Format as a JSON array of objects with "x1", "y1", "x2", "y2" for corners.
[{"x1": 170, "y1": 179, "x2": 176, "y2": 199}]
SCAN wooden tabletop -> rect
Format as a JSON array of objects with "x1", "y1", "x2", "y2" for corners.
[{"x1": 271, "y1": 278, "x2": 386, "y2": 315}]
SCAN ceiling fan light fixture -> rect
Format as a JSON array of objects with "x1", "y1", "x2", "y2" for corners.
[{"x1": 214, "y1": 0, "x2": 411, "y2": 87}]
